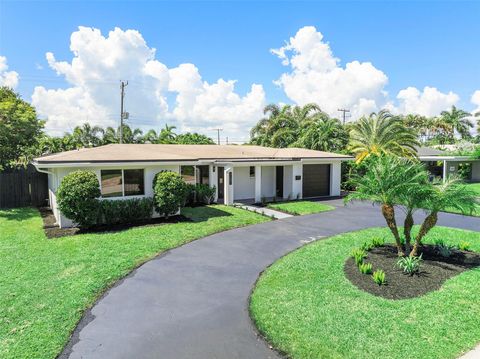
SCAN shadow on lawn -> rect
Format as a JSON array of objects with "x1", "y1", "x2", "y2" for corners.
[
  {"x1": 185, "y1": 205, "x2": 233, "y2": 222},
  {"x1": 0, "y1": 207, "x2": 39, "y2": 221}
]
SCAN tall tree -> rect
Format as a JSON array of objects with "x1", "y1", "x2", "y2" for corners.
[
  {"x1": 71, "y1": 123, "x2": 104, "y2": 147},
  {"x1": 0, "y1": 87, "x2": 44, "y2": 169},
  {"x1": 158, "y1": 124, "x2": 177, "y2": 144},
  {"x1": 294, "y1": 115, "x2": 349, "y2": 152},
  {"x1": 348, "y1": 110, "x2": 420, "y2": 163},
  {"x1": 440, "y1": 105, "x2": 473, "y2": 139},
  {"x1": 175, "y1": 132, "x2": 215, "y2": 144}
]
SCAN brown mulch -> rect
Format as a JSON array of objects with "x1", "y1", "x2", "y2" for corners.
[
  {"x1": 38, "y1": 207, "x2": 190, "y2": 239},
  {"x1": 344, "y1": 244, "x2": 480, "y2": 300}
]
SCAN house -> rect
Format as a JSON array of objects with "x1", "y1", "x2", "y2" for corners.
[
  {"x1": 32, "y1": 144, "x2": 352, "y2": 228},
  {"x1": 417, "y1": 146, "x2": 480, "y2": 182}
]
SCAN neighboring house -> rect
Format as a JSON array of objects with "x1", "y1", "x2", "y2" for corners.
[
  {"x1": 32, "y1": 144, "x2": 352, "y2": 228},
  {"x1": 417, "y1": 146, "x2": 480, "y2": 182}
]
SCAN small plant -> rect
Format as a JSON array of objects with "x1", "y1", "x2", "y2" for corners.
[
  {"x1": 434, "y1": 239, "x2": 455, "y2": 258},
  {"x1": 358, "y1": 262, "x2": 373, "y2": 274},
  {"x1": 351, "y1": 248, "x2": 367, "y2": 266},
  {"x1": 371, "y1": 237, "x2": 385, "y2": 248},
  {"x1": 261, "y1": 196, "x2": 267, "y2": 205},
  {"x1": 372, "y1": 270, "x2": 386, "y2": 285},
  {"x1": 457, "y1": 241, "x2": 471, "y2": 251},
  {"x1": 361, "y1": 241, "x2": 374, "y2": 251},
  {"x1": 396, "y1": 255, "x2": 422, "y2": 276}
]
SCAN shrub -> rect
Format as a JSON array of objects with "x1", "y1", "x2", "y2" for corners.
[
  {"x1": 183, "y1": 183, "x2": 196, "y2": 206},
  {"x1": 57, "y1": 170, "x2": 100, "y2": 228},
  {"x1": 361, "y1": 241, "x2": 374, "y2": 251},
  {"x1": 371, "y1": 237, "x2": 385, "y2": 248},
  {"x1": 358, "y1": 262, "x2": 373, "y2": 274},
  {"x1": 372, "y1": 270, "x2": 386, "y2": 285},
  {"x1": 351, "y1": 248, "x2": 367, "y2": 266},
  {"x1": 98, "y1": 198, "x2": 154, "y2": 225},
  {"x1": 195, "y1": 184, "x2": 216, "y2": 204},
  {"x1": 396, "y1": 255, "x2": 422, "y2": 276},
  {"x1": 153, "y1": 171, "x2": 188, "y2": 217},
  {"x1": 434, "y1": 239, "x2": 455, "y2": 258},
  {"x1": 457, "y1": 241, "x2": 471, "y2": 251}
]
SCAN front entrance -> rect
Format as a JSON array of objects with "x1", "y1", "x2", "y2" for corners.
[
  {"x1": 217, "y1": 166, "x2": 224, "y2": 203},
  {"x1": 276, "y1": 166, "x2": 284, "y2": 198}
]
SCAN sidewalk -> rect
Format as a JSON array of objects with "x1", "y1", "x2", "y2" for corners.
[{"x1": 234, "y1": 203, "x2": 293, "y2": 219}]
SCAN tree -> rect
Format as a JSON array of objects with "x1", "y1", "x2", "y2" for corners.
[
  {"x1": 345, "y1": 155, "x2": 428, "y2": 256},
  {"x1": 348, "y1": 110, "x2": 420, "y2": 163},
  {"x1": 294, "y1": 115, "x2": 349, "y2": 152},
  {"x1": 411, "y1": 177, "x2": 478, "y2": 256},
  {"x1": 71, "y1": 123, "x2": 104, "y2": 147},
  {"x1": 175, "y1": 132, "x2": 215, "y2": 144},
  {"x1": 153, "y1": 171, "x2": 188, "y2": 217},
  {"x1": 159, "y1": 124, "x2": 177, "y2": 143},
  {"x1": 102, "y1": 125, "x2": 144, "y2": 144},
  {"x1": 250, "y1": 103, "x2": 322, "y2": 148},
  {"x1": 0, "y1": 87, "x2": 44, "y2": 169},
  {"x1": 440, "y1": 106, "x2": 473, "y2": 139}
]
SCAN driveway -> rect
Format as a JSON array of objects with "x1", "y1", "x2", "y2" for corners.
[{"x1": 61, "y1": 200, "x2": 480, "y2": 359}]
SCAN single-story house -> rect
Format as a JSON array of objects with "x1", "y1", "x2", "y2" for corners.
[
  {"x1": 417, "y1": 146, "x2": 480, "y2": 182},
  {"x1": 32, "y1": 144, "x2": 352, "y2": 228}
]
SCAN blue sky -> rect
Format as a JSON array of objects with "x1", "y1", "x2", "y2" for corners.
[{"x1": 1, "y1": 1, "x2": 479, "y2": 139}]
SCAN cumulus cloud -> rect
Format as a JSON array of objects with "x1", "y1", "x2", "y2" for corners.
[
  {"x1": 32, "y1": 26, "x2": 265, "y2": 138},
  {"x1": 0, "y1": 56, "x2": 19, "y2": 89},
  {"x1": 394, "y1": 86, "x2": 459, "y2": 117},
  {"x1": 471, "y1": 90, "x2": 480, "y2": 113},
  {"x1": 272, "y1": 26, "x2": 389, "y2": 119}
]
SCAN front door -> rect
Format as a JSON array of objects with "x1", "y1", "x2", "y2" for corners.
[
  {"x1": 217, "y1": 167, "x2": 224, "y2": 203},
  {"x1": 276, "y1": 166, "x2": 284, "y2": 198}
]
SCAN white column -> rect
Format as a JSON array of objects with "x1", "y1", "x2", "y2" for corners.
[
  {"x1": 330, "y1": 162, "x2": 341, "y2": 196},
  {"x1": 255, "y1": 165, "x2": 262, "y2": 203},
  {"x1": 224, "y1": 166, "x2": 234, "y2": 205},
  {"x1": 209, "y1": 165, "x2": 218, "y2": 201},
  {"x1": 292, "y1": 163, "x2": 303, "y2": 199},
  {"x1": 443, "y1": 160, "x2": 447, "y2": 183}
]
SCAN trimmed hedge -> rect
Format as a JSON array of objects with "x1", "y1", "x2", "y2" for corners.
[
  {"x1": 98, "y1": 197, "x2": 154, "y2": 225},
  {"x1": 57, "y1": 170, "x2": 101, "y2": 228},
  {"x1": 153, "y1": 171, "x2": 188, "y2": 217}
]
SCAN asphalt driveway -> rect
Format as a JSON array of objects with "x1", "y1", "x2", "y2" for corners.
[{"x1": 61, "y1": 200, "x2": 480, "y2": 359}]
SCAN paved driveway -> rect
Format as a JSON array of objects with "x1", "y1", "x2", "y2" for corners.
[{"x1": 61, "y1": 200, "x2": 480, "y2": 359}]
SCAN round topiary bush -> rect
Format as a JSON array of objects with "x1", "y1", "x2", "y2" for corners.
[
  {"x1": 153, "y1": 171, "x2": 188, "y2": 217},
  {"x1": 57, "y1": 170, "x2": 101, "y2": 228}
]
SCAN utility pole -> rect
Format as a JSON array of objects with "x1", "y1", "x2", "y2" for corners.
[
  {"x1": 213, "y1": 128, "x2": 223, "y2": 145},
  {"x1": 337, "y1": 108, "x2": 350, "y2": 125},
  {"x1": 120, "y1": 80, "x2": 128, "y2": 144}
]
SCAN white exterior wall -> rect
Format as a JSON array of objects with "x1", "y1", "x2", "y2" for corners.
[
  {"x1": 209, "y1": 165, "x2": 218, "y2": 201},
  {"x1": 283, "y1": 165, "x2": 293, "y2": 199},
  {"x1": 292, "y1": 163, "x2": 303, "y2": 199},
  {"x1": 472, "y1": 161, "x2": 480, "y2": 181},
  {"x1": 233, "y1": 167, "x2": 255, "y2": 200},
  {"x1": 261, "y1": 166, "x2": 275, "y2": 198}
]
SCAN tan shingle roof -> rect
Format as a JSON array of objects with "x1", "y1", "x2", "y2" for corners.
[{"x1": 34, "y1": 144, "x2": 351, "y2": 164}]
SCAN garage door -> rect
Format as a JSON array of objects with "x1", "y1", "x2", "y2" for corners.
[{"x1": 302, "y1": 164, "x2": 330, "y2": 198}]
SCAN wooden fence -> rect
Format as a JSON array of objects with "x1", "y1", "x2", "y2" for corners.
[{"x1": 0, "y1": 165, "x2": 48, "y2": 208}]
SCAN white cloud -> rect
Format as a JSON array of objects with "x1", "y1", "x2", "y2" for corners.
[
  {"x1": 32, "y1": 26, "x2": 265, "y2": 139},
  {"x1": 0, "y1": 56, "x2": 19, "y2": 89},
  {"x1": 272, "y1": 26, "x2": 389, "y2": 119},
  {"x1": 471, "y1": 90, "x2": 480, "y2": 114},
  {"x1": 394, "y1": 86, "x2": 459, "y2": 117}
]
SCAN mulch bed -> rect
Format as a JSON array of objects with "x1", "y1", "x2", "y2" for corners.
[
  {"x1": 344, "y1": 244, "x2": 480, "y2": 300},
  {"x1": 39, "y1": 207, "x2": 190, "y2": 239}
]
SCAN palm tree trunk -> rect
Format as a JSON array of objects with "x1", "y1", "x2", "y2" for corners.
[
  {"x1": 381, "y1": 204, "x2": 404, "y2": 256},
  {"x1": 404, "y1": 210, "x2": 414, "y2": 255},
  {"x1": 411, "y1": 211, "x2": 438, "y2": 257}
]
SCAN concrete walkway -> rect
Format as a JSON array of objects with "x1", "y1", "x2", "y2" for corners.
[
  {"x1": 234, "y1": 203, "x2": 293, "y2": 219},
  {"x1": 61, "y1": 200, "x2": 480, "y2": 359}
]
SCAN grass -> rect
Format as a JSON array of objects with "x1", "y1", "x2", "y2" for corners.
[
  {"x1": 267, "y1": 200, "x2": 335, "y2": 215},
  {"x1": 466, "y1": 182, "x2": 480, "y2": 196},
  {"x1": 250, "y1": 226, "x2": 480, "y2": 359},
  {"x1": 441, "y1": 182, "x2": 480, "y2": 217},
  {"x1": 0, "y1": 205, "x2": 269, "y2": 359}
]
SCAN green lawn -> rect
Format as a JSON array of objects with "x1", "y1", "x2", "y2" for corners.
[
  {"x1": 467, "y1": 182, "x2": 480, "y2": 196},
  {"x1": 250, "y1": 226, "x2": 480, "y2": 359},
  {"x1": 267, "y1": 200, "x2": 335, "y2": 215},
  {"x1": 0, "y1": 205, "x2": 269, "y2": 359}
]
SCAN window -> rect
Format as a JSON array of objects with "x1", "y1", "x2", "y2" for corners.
[
  {"x1": 198, "y1": 165, "x2": 210, "y2": 185},
  {"x1": 124, "y1": 169, "x2": 144, "y2": 196},
  {"x1": 181, "y1": 166, "x2": 196, "y2": 184},
  {"x1": 101, "y1": 170, "x2": 123, "y2": 198},
  {"x1": 249, "y1": 166, "x2": 255, "y2": 177},
  {"x1": 101, "y1": 169, "x2": 144, "y2": 197}
]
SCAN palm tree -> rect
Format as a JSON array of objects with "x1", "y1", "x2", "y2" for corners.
[
  {"x1": 295, "y1": 115, "x2": 349, "y2": 152},
  {"x1": 411, "y1": 177, "x2": 478, "y2": 256},
  {"x1": 345, "y1": 155, "x2": 428, "y2": 256},
  {"x1": 348, "y1": 110, "x2": 420, "y2": 163},
  {"x1": 440, "y1": 105, "x2": 472, "y2": 139},
  {"x1": 158, "y1": 124, "x2": 177, "y2": 144},
  {"x1": 102, "y1": 127, "x2": 118, "y2": 144},
  {"x1": 71, "y1": 123, "x2": 104, "y2": 147},
  {"x1": 143, "y1": 129, "x2": 159, "y2": 144}
]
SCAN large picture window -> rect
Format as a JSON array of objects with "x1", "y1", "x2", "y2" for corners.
[{"x1": 101, "y1": 169, "x2": 144, "y2": 197}]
